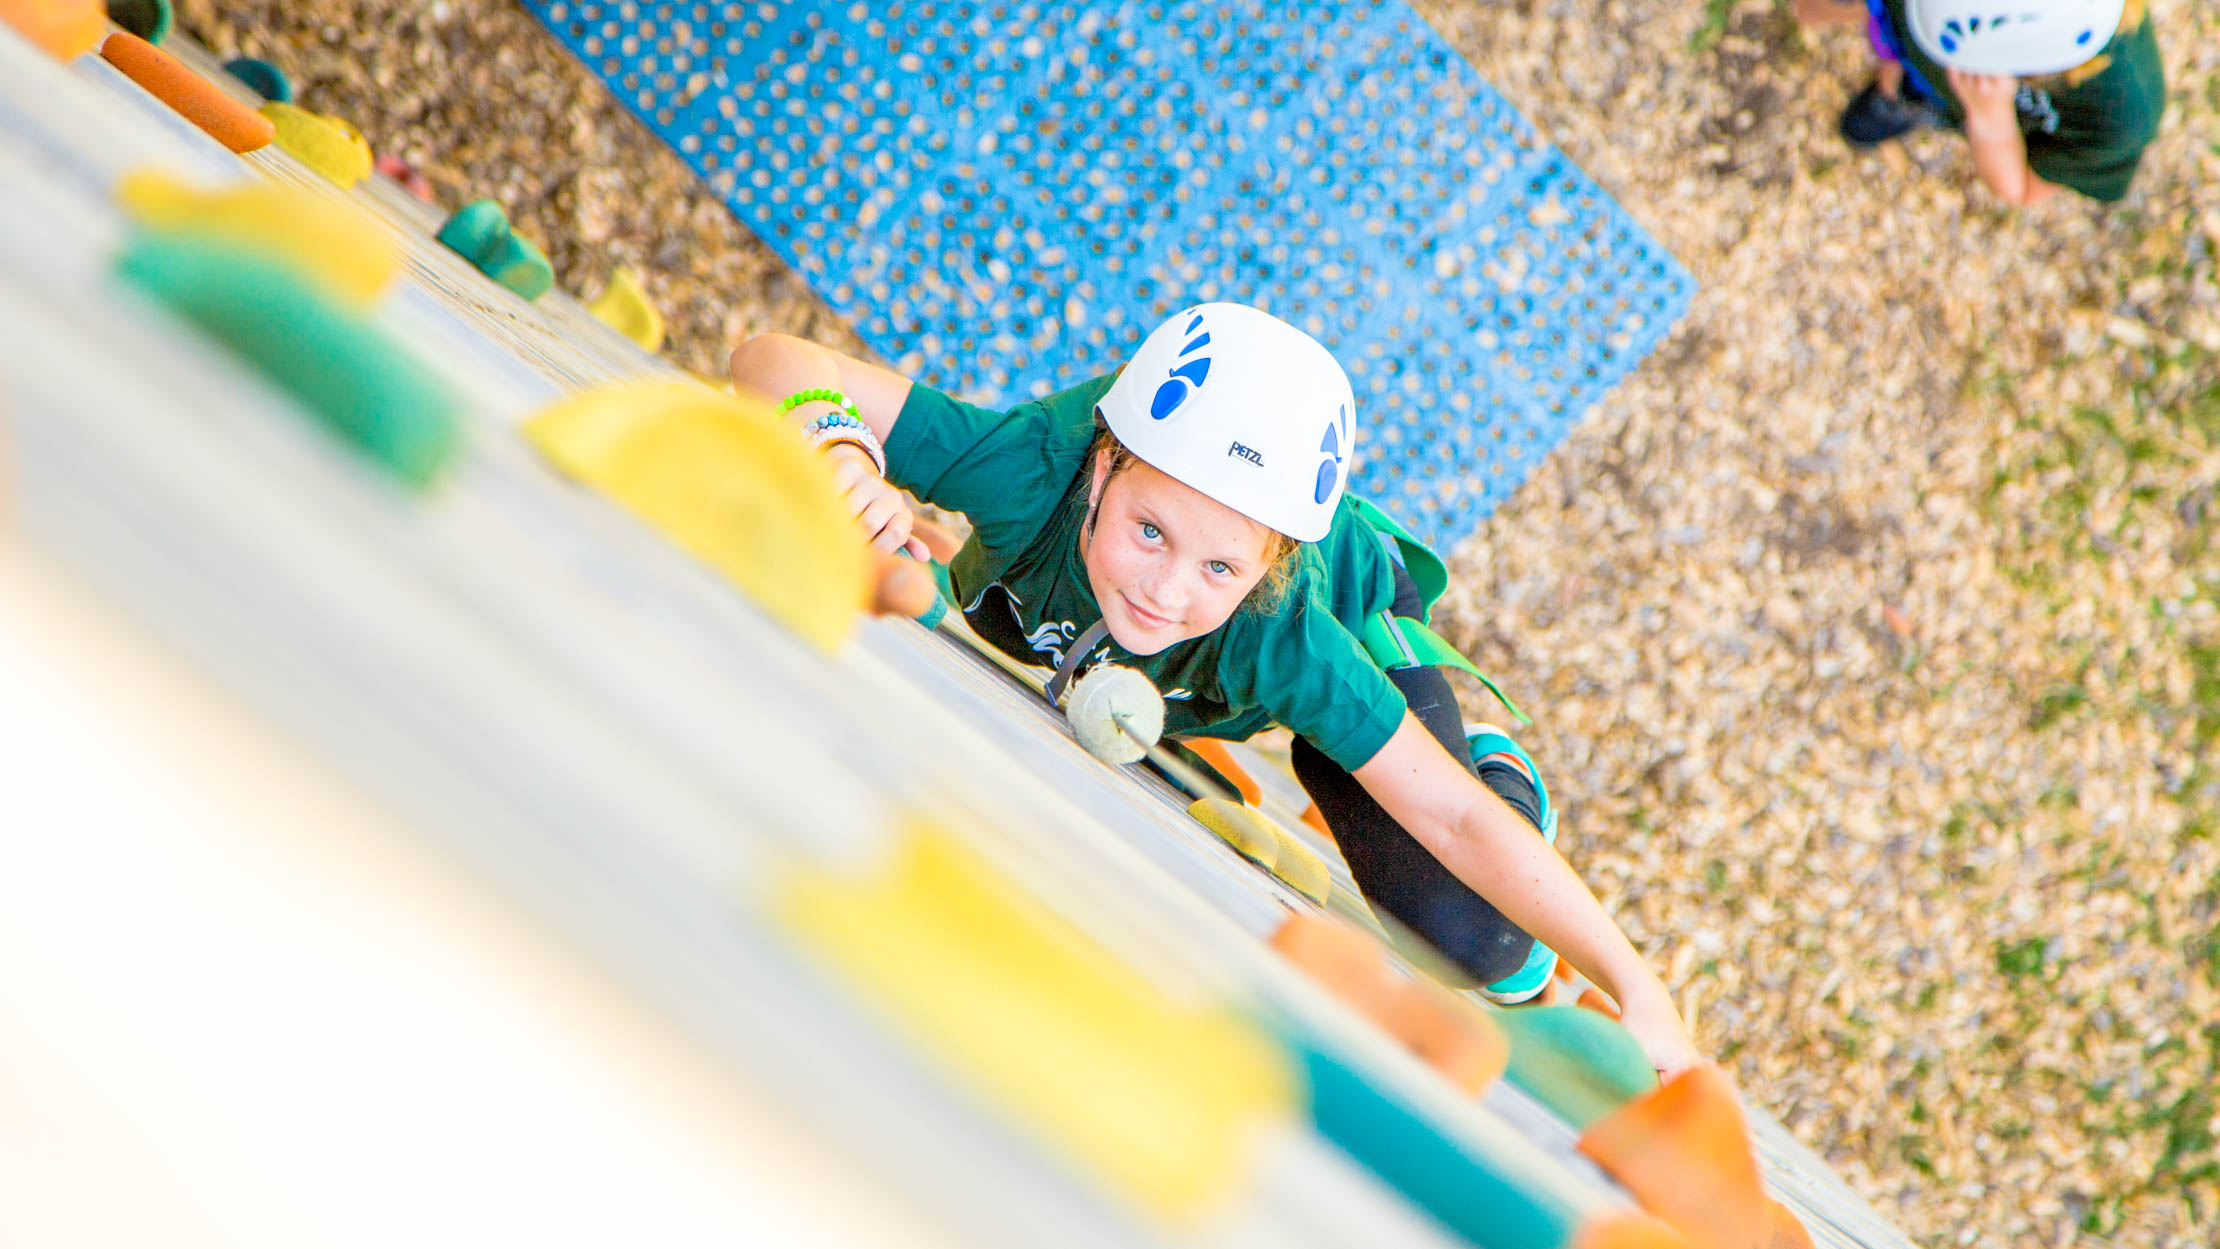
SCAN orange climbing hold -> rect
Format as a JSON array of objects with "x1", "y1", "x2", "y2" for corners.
[
  {"x1": 869, "y1": 552, "x2": 937, "y2": 619},
  {"x1": 1272, "y1": 913, "x2": 1399, "y2": 1019},
  {"x1": 1383, "y1": 979, "x2": 1507, "y2": 1095},
  {"x1": 1572, "y1": 1211, "x2": 1692, "y2": 1249},
  {"x1": 1576, "y1": 1064, "x2": 1770, "y2": 1249},
  {"x1": 1300, "y1": 799, "x2": 1330, "y2": 836},
  {"x1": 909, "y1": 516, "x2": 964, "y2": 563},
  {"x1": 1760, "y1": 1200, "x2": 1813, "y2": 1249},
  {"x1": 1578, "y1": 985, "x2": 1623, "y2": 1019},
  {"x1": 1185, "y1": 738, "x2": 1261, "y2": 806},
  {"x1": 1, "y1": 0, "x2": 105, "y2": 60},
  {"x1": 100, "y1": 32, "x2": 275, "y2": 153},
  {"x1": 1270, "y1": 914, "x2": 1506, "y2": 1095}
]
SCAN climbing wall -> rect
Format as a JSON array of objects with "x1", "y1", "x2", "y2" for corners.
[
  {"x1": 0, "y1": 13, "x2": 1905, "y2": 1249},
  {"x1": 518, "y1": 0, "x2": 1696, "y2": 548}
]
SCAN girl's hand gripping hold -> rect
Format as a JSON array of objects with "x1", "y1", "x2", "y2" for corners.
[
  {"x1": 824, "y1": 442, "x2": 928, "y2": 559},
  {"x1": 1613, "y1": 982, "x2": 1702, "y2": 1080}
]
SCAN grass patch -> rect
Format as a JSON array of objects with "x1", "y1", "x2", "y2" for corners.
[
  {"x1": 1689, "y1": 0, "x2": 1732, "y2": 51},
  {"x1": 2027, "y1": 685, "x2": 2087, "y2": 730},
  {"x1": 1994, "y1": 937, "x2": 2049, "y2": 980}
]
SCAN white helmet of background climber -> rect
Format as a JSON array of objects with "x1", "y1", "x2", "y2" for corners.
[
  {"x1": 1904, "y1": 0, "x2": 2125, "y2": 76},
  {"x1": 1096, "y1": 303, "x2": 1357, "y2": 543}
]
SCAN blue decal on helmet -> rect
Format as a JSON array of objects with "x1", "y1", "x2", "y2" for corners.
[
  {"x1": 1150, "y1": 379, "x2": 1188, "y2": 419},
  {"x1": 1151, "y1": 317, "x2": 1214, "y2": 420},
  {"x1": 1313, "y1": 404, "x2": 1349, "y2": 504}
]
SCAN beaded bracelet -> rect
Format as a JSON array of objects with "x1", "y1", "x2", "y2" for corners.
[
  {"x1": 779, "y1": 387, "x2": 860, "y2": 420},
  {"x1": 797, "y1": 405, "x2": 887, "y2": 476}
]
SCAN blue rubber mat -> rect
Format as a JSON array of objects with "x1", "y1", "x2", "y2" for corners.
[{"x1": 524, "y1": 0, "x2": 1695, "y2": 547}]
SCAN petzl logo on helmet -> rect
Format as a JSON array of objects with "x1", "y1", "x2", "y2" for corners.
[
  {"x1": 1149, "y1": 312, "x2": 1213, "y2": 421},
  {"x1": 1313, "y1": 403, "x2": 1350, "y2": 505},
  {"x1": 1228, "y1": 441, "x2": 1263, "y2": 466}
]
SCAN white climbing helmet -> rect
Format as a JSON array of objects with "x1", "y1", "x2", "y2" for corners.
[
  {"x1": 1095, "y1": 303, "x2": 1356, "y2": 543},
  {"x1": 1904, "y1": 0, "x2": 2124, "y2": 76}
]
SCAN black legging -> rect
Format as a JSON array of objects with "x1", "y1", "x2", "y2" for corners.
[{"x1": 1290, "y1": 567, "x2": 1545, "y2": 988}]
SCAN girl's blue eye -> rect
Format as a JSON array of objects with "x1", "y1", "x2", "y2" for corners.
[
  {"x1": 1139, "y1": 522, "x2": 1160, "y2": 541},
  {"x1": 1207, "y1": 560, "x2": 1232, "y2": 576}
]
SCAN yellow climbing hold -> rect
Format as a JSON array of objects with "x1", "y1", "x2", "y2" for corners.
[
  {"x1": 115, "y1": 169, "x2": 398, "y2": 308},
  {"x1": 260, "y1": 102, "x2": 373, "y2": 188},
  {"x1": 776, "y1": 824, "x2": 1295, "y2": 1223},
  {"x1": 1189, "y1": 796, "x2": 1279, "y2": 868},
  {"x1": 588, "y1": 265, "x2": 665, "y2": 352},
  {"x1": 1271, "y1": 830, "x2": 1333, "y2": 906},
  {"x1": 1188, "y1": 797, "x2": 1333, "y2": 905},
  {"x1": 523, "y1": 381, "x2": 870, "y2": 653}
]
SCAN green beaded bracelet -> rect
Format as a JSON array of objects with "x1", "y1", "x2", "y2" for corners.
[{"x1": 779, "y1": 387, "x2": 860, "y2": 421}]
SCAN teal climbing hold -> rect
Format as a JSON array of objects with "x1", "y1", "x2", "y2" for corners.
[
  {"x1": 436, "y1": 198, "x2": 553, "y2": 301},
  {"x1": 221, "y1": 56, "x2": 292, "y2": 104},
  {"x1": 106, "y1": 0, "x2": 171, "y2": 44},
  {"x1": 1492, "y1": 1005, "x2": 1659, "y2": 1132},
  {"x1": 116, "y1": 232, "x2": 461, "y2": 489},
  {"x1": 435, "y1": 199, "x2": 507, "y2": 261},
  {"x1": 1283, "y1": 1024, "x2": 1580, "y2": 1249},
  {"x1": 478, "y1": 229, "x2": 554, "y2": 301},
  {"x1": 914, "y1": 558, "x2": 954, "y2": 628}
]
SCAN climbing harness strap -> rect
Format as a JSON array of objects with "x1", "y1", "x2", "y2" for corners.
[
  {"x1": 1351, "y1": 495, "x2": 1447, "y2": 622},
  {"x1": 1350, "y1": 494, "x2": 1530, "y2": 727},
  {"x1": 1360, "y1": 610, "x2": 1530, "y2": 726},
  {"x1": 1043, "y1": 618, "x2": 1114, "y2": 704}
]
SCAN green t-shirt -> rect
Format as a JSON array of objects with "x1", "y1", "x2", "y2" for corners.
[
  {"x1": 1883, "y1": 3, "x2": 2165, "y2": 202},
  {"x1": 886, "y1": 376, "x2": 1408, "y2": 772}
]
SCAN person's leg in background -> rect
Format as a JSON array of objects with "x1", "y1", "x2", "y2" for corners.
[{"x1": 1795, "y1": 0, "x2": 1939, "y2": 147}]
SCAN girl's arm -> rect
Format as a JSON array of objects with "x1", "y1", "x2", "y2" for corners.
[
  {"x1": 729, "y1": 333, "x2": 915, "y2": 441},
  {"x1": 1948, "y1": 69, "x2": 2060, "y2": 207},
  {"x1": 729, "y1": 334, "x2": 923, "y2": 554},
  {"x1": 1352, "y1": 715, "x2": 1700, "y2": 1076}
]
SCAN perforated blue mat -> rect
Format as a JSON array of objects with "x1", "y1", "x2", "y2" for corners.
[{"x1": 524, "y1": 0, "x2": 1695, "y2": 547}]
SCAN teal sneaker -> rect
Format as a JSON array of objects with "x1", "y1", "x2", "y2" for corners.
[{"x1": 1466, "y1": 724, "x2": 1560, "y2": 1005}]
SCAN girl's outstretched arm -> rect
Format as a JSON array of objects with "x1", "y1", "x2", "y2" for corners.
[
  {"x1": 729, "y1": 334, "x2": 923, "y2": 554},
  {"x1": 728, "y1": 333, "x2": 915, "y2": 440},
  {"x1": 1353, "y1": 715, "x2": 1700, "y2": 1076}
]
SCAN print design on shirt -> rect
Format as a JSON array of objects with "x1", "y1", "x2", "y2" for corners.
[
  {"x1": 2015, "y1": 84, "x2": 2061, "y2": 134},
  {"x1": 1025, "y1": 618, "x2": 1081, "y2": 666},
  {"x1": 966, "y1": 581, "x2": 1010, "y2": 614}
]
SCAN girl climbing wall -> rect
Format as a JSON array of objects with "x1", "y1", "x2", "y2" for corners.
[{"x1": 731, "y1": 303, "x2": 1700, "y2": 1076}]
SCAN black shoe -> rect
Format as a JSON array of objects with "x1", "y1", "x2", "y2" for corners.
[{"x1": 1838, "y1": 81, "x2": 1941, "y2": 149}]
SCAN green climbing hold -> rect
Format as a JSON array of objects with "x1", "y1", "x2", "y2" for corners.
[
  {"x1": 1491, "y1": 1005, "x2": 1659, "y2": 1131},
  {"x1": 105, "y1": 0, "x2": 171, "y2": 44},
  {"x1": 116, "y1": 232, "x2": 460, "y2": 489},
  {"x1": 220, "y1": 56, "x2": 292, "y2": 104},
  {"x1": 436, "y1": 198, "x2": 553, "y2": 301}
]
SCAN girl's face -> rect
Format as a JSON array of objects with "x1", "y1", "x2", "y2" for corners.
[{"x1": 1083, "y1": 450, "x2": 1276, "y2": 655}]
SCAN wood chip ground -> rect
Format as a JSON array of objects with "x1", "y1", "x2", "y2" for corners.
[{"x1": 175, "y1": 2, "x2": 2220, "y2": 1244}]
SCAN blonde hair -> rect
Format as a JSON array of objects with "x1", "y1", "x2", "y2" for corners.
[{"x1": 1085, "y1": 423, "x2": 1303, "y2": 610}]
